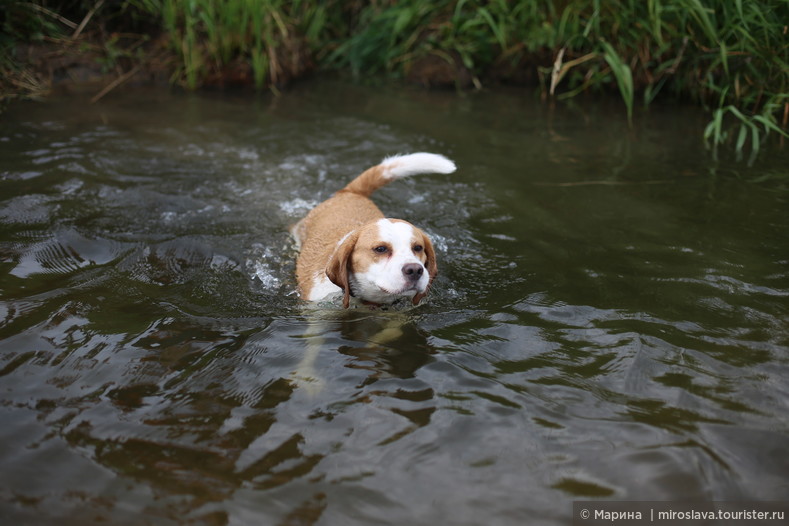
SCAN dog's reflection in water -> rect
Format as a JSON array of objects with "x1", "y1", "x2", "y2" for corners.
[{"x1": 290, "y1": 303, "x2": 432, "y2": 395}]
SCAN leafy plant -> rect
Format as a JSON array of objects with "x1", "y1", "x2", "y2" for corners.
[{"x1": 3, "y1": 0, "x2": 787, "y2": 156}]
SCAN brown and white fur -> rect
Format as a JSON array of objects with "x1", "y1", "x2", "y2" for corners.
[{"x1": 291, "y1": 153, "x2": 456, "y2": 308}]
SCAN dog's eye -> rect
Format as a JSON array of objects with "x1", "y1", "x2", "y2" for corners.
[
  {"x1": 413, "y1": 244, "x2": 423, "y2": 253},
  {"x1": 373, "y1": 245, "x2": 389, "y2": 254}
]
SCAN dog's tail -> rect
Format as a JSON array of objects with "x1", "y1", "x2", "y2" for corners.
[{"x1": 341, "y1": 153, "x2": 456, "y2": 197}]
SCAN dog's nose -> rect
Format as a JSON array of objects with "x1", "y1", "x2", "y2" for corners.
[{"x1": 402, "y1": 263, "x2": 424, "y2": 282}]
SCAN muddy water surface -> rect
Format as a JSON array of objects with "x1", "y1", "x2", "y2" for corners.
[{"x1": 1, "y1": 80, "x2": 788, "y2": 525}]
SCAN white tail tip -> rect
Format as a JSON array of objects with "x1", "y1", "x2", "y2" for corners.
[{"x1": 381, "y1": 153, "x2": 456, "y2": 179}]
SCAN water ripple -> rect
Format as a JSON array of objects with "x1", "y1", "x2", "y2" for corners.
[{"x1": 9, "y1": 229, "x2": 131, "y2": 279}]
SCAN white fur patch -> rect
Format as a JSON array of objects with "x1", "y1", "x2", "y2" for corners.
[
  {"x1": 308, "y1": 272, "x2": 341, "y2": 301},
  {"x1": 381, "y1": 153, "x2": 456, "y2": 180}
]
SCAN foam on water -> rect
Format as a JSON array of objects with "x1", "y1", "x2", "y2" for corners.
[{"x1": 278, "y1": 197, "x2": 318, "y2": 218}]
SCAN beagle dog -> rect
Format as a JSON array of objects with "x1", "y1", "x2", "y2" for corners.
[{"x1": 291, "y1": 153, "x2": 456, "y2": 308}]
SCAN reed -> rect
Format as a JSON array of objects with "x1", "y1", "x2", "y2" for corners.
[
  {"x1": 3, "y1": 0, "x2": 787, "y2": 153},
  {"x1": 326, "y1": 0, "x2": 787, "y2": 151},
  {"x1": 131, "y1": 0, "x2": 329, "y2": 89}
]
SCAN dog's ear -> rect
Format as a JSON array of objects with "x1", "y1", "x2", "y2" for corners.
[
  {"x1": 326, "y1": 232, "x2": 358, "y2": 308},
  {"x1": 412, "y1": 232, "x2": 438, "y2": 305}
]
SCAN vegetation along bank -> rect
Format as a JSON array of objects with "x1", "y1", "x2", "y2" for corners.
[{"x1": 2, "y1": 0, "x2": 787, "y2": 153}]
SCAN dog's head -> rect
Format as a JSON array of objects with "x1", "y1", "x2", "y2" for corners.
[{"x1": 326, "y1": 218, "x2": 438, "y2": 308}]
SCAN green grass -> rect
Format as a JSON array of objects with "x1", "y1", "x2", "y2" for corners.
[
  {"x1": 3, "y1": 0, "x2": 787, "y2": 154},
  {"x1": 323, "y1": 0, "x2": 787, "y2": 152},
  {"x1": 129, "y1": 0, "x2": 331, "y2": 89}
]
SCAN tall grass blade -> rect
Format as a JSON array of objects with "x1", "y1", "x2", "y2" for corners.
[{"x1": 601, "y1": 40, "x2": 634, "y2": 124}]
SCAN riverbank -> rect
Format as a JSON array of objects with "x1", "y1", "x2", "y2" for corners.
[{"x1": 2, "y1": 0, "x2": 787, "y2": 152}]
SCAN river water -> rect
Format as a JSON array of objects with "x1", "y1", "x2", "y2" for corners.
[{"x1": 1, "y1": 79, "x2": 787, "y2": 525}]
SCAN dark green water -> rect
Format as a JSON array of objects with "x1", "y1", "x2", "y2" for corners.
[{"x1": 1, "y1": 79, "x2": 787, "y2": 525}]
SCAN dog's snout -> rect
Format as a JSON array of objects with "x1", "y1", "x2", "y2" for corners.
[{"x1": 402, "y1": 263, "x2": 424, "y2": 282}]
